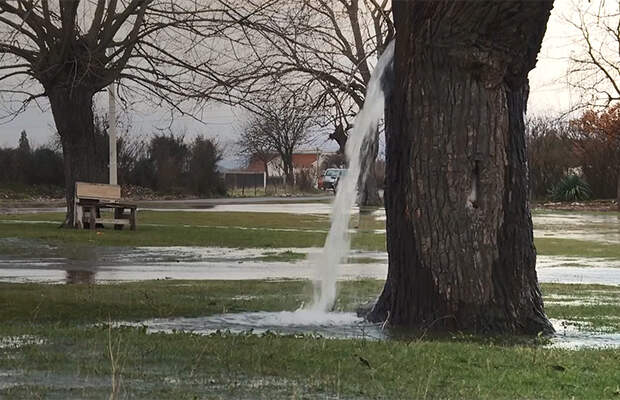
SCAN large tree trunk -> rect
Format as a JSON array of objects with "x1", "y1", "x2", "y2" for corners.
[
  {"x1": 48, "y1": 87, "x2": 100, "y2": 227},
  {"x1": 617, "y1": 170, "x2": 620, "y2": 211},
  {"x1": 368, "y1": 1, "x2": 555, "y2": 334}
]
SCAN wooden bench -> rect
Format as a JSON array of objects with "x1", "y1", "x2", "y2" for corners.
[{"x1": 74, "y1": 182, "x2": 137, "y2": 230}]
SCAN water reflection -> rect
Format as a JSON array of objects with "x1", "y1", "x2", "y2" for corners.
[
  {"x1": 65, "y1": 270, "x2": 95, "y2": 284},
  {"x1": 1, "y1": 237, "x2": 620, "y2": 284}
]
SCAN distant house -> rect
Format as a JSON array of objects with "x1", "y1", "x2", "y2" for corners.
[{"x1": 246, "y1": 150, "x2": 335, "y2": 185}]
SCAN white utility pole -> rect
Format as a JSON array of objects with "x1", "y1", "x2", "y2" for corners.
[{"x1": 108, "y1": 58, "x2": 117, "y2": 185}]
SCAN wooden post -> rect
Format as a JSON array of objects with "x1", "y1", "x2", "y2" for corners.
[
  {"x1": 130, "y1": 208, "x2": 137, "y2": 231},
  {"x1": 108, "y1": 49, "x2": 118, "y2": 186},
  {"x1": 89, "y1": 206, "x2": 96, "y2": 230},
  {"x1": 114, "y1": 208, "x2": 123, "y2": 230}
]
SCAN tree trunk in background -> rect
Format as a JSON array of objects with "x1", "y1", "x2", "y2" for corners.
[
  {"x1": 281, "y1": 154, "x2": 294, "y2": 188},
  {"x1": 48, "y1": 87, "x2": 100, "y2": 227},
  {"x1": 368, "y1": 1, "x2": 555, "y2": 334},
  {"x1": 358, "y1": 129, "x2": 382, "y2": 206},
  {"x1": 331, "y1": 124, "x2": 381, "y2": 206}
]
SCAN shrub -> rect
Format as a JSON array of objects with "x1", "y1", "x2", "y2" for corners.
[
  {"x1": 550, "y1": 175, "x2": 592, "y2": 202},
  {"x1": 295, "y1": 169, "x2": 315, "y2": 192}
]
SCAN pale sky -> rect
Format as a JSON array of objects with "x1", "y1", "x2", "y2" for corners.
[{"x1": 0, "y1": 1, "x2": 601, "y2": 166}]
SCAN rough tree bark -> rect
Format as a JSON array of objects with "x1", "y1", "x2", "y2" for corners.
[
  {"x1": 617, "y1": 172, "x2": 620, "y2": 211},
  {"x1": 47, "y1": 87, "x2": 101, "y2": 226},
  {"x1": 368, "y1": 1, "x2": 555, "y2": 334}
]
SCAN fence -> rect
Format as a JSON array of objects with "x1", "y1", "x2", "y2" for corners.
[{"x1": 222, "y1": 170, "x2": 266, "y2": 195}]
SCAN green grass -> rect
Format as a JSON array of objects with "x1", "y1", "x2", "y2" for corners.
[
  {"x1": 534, "y1": 238, "x2": 620, "y2": 259},
  {"x1": 3, "y1": 325, "x2": 620, "y2": 399},
  {"x1": 0, "y1": 280, "x2": 315, "y2": 324},
  {"x1": 2, "y1": 280, "x2": 617, "y2": 332},
  {"x1": 6, "y1": 210, "x2": 620, "y2": 259},
  {"x1": 5, "y1": 221, "x2": 613, "y2": 258},
  {"x1": 2, "y1": 209, "x2": 619, "y2": 397},
  {"x1": 1, "y1": 208, "x2": 388, "y2": 231},
  {"x1": 1, "y1": 280, "x2": 620, "y2": 399},
  {"x1": 0, "y1": 213, "x2": 385, "y2": 250},
  {"x1": 1, "y1": 210, "x2": 332, "y2": 230}
]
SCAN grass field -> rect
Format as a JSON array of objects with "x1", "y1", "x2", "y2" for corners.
[
  {"x1": 2, "y1": 209, "x2": 620, "y2": 259},
  {"x1": 1, "y1": 208, "x2": 620, "y2": 398},
  {"x1": 1, "y1": 280, "x2": 619, "y2": 399}
]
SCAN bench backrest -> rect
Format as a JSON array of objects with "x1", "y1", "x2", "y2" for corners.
[{"x1": 75, "y1": 182, "x2": 121, "y2": 202}]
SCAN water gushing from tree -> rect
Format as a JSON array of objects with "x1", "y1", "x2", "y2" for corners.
[{"x1": 309, "y1": 41, "x2": 394, "y2": 312}]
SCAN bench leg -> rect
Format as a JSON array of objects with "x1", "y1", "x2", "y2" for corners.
[
  {"x1": 89, "y1": 206, "x2": 96, "y2": 230},
  {"x1": 130, "y1": 208, "x2": 136, "y2": 231},
  {"x1": 75, "y1": 205, "x2": 83, "y2": 229},
  {"x1": 114, "y1": 208, "x2": 124, "y2": 230}
]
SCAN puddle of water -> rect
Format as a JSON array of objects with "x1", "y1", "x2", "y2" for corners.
[
  {"x1": 0, "y1": 335, "x2": 44, "y2": 349},
  {"x1": 143, "y1": 203, "x2": 341, "y2": 215},
  {"x1": 544, "y1": 294, "x2": 619, "y2": 306},
  {"x1": 0, "y1": 239, "x2": 389, "y2": 284},
  {"x1": 537, "y1": 266, "x2": 620, "y2": 285},
  {"x1": 2, "y1": 240, "x2": 620, "y2": 285},
  {"x1": 537, "y1": 256, "x2": 620, "y2": 269},
  {"x1": 549, "y1": 319, "x2": 620, "y2": 349},
  {"x1": 122, "y1": 313, "x2": 620, "y2": 349},
  {"x1": 534, "y1": 213, "x2": 620, "y2": 227},
  {"x1": 123, "y1": 311, "x2": 383, "y2": 340},
  {"x1": 534, "y1": 230, "x2": 620, "y2": 244}
]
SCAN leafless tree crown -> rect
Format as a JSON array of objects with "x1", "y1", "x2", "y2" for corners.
[
  {"x1": 214, "y1": 0, "x2": 393, "y2": 130},
  {"x1": 0, "y1": 0, "x2": 252, "y2": 120},
  {"x1": 568, "y1": 0, "x2": 620, "y2": 109}
]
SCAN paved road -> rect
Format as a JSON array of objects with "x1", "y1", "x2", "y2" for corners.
[{"x1": 0, "y1": 195, "x2": 336, "y2": 214}]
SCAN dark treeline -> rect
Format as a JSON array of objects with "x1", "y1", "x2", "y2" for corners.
[
  {"x1": 0, "y1": 131, "x2": 64, "y2": 187},
  {"x1": 1, "y1": 118, "x2": 226, "y2": 197},
  {"x1": 128, "y1": 133, "x2": 226, "y2": 196}
]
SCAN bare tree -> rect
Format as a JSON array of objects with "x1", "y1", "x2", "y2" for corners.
[
  {"x1": 526, "y1": 116, "x2": 577, "y2": 200},
  {"x1": 215, "y1": 0, "x2": 393, "y2": 204},
  {"x1": 565, "y1": 0, "x2": 620, "y2": 207},
  {"x1": 567, "y1": 0, "x2": 620, "y2": 109},
  {"x1": 569, "y1": 104, "x2": 620, "y2": 207},
  {"x1": 0, "y1": 0, "x2": 243, "y2": 225},
  {"x1": 237, "y1": 124, "x2": 275, "y2": 182},
  {"x1": 241, "y1": 94, "x2": 315, "y2": 186}
]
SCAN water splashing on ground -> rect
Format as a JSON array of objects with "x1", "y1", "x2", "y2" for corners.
[{"x1": 309, "y1": 41, "x2": 394, "y2": 312}]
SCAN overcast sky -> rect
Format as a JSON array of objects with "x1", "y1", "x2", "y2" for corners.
[{"x1": 0, "y1": 1, "x2": 599, "y2": 166}]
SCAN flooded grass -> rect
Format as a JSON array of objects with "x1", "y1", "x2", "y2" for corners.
[
  {"x1": 2, "y1": 210, "x2": 619, "y2": 261},
  {"x1": 1, "y1": 280, "x2": 620, "y2": 399},
  {"x1": 1, "y1": 209, "x2": 620, "y2": 397},
  {"x1": 534, "y1": 238, "x2": 620, "y2": 259}
]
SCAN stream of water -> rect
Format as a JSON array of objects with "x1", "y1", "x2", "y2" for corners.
[{"x1": 309, "y1": 41, "x2": 394, "y2": 312}]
